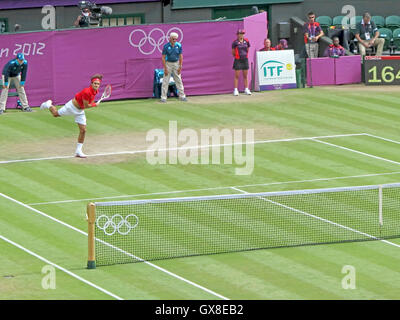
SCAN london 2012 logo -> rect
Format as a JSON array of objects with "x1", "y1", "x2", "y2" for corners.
[{"x1": 128, "y1": 27, "x2": 184, "y2": 55}]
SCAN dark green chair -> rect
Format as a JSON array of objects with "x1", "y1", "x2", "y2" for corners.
[
  {"x1": 372, "y1": 16, "x2": 385, "y2": 28},
  {"x1": 353, "y1": 15, "x2": 363, "y2": 28},
  {"x1": 349, "y1": 15, "x2": 363, "y2": 33},
  {"x1": 378, "y1": 28, "x2": 393, "y2": 52},
  {"x1": 385, "y1": 15, "x2": 400, "y2": 31},
  {"x1": 391, "y1": 28, "x2": 400, "y2": 54},
  {"x1": 316, "y1": 16, "x2": 332, "y2": 34},
  {"x1": 332, "y1": 15, "x2": 350, "y2": 29}
]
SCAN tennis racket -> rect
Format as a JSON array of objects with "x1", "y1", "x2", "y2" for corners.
[{"x1": 97, "y1": 84, "x2": 112, "y2": 105}]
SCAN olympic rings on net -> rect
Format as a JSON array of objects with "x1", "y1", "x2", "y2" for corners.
[
  {"x1": 128, "y1": 27, "x2": 184, "y2": 55},
  {"x1": 96, "y1": 214, "x2": 139, "y2": 236}
]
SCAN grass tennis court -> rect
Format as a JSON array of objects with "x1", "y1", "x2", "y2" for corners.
[{"x1": 1, "y1": 85, "x2": 400, "y2": 300}]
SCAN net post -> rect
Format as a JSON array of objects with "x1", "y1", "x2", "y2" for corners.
[
  {"x1": 379, "y1": 185, "x2": 383, "y2": 227},
  {"x1": 87, "y1": 202, "x2": 96, "y2": 269}
]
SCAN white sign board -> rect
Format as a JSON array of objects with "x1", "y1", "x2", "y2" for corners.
[{"x1": 255, "y1": 49, "x2": 297, "y2": 91}]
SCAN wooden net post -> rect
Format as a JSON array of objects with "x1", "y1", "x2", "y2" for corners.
[{"x1": 87, "y1": 202, "x2": 96, "y2": 269}]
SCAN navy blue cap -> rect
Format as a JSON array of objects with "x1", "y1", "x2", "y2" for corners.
[{"x1": 16, "y1": 53, "x2": 24, "y2": 60}]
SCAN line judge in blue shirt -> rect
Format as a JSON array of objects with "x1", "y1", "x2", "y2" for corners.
[
  {"x1": 160, "y1": 32, "x2": 187, "y2": 103},
  {"x1": 0, "y1": 53, "x2": 31, "y2": 114}
]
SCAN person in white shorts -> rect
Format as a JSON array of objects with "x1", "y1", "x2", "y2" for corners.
[{"x1": 40, "y1": 74, "x2": 102, "y2": 158}]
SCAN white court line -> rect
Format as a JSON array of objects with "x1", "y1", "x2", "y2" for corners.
[
  {"x1": 231, "y1": 187, "x2": 400, "y2": 249},
  {"x1": 28, "y1": 171, "x2": 400, "y2": 206},
  {"x1": 0, "y1": 234, "x2": 124, "y2": 300},
  {"x1": 0, "y1": 133, "x2": 365, "y2": 165},
  {"x1": 0, "y1": 192, "x2": 229, "y2": 300},
  {"x1": 313, "y1": 139, "x2": 400, "y2": 166},
  {"x1": 364, "y1": 133, "x2": 400, "y2": 145}
]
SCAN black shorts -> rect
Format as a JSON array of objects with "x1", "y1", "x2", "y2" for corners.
[{"x1": 233, "y1": 58, "x2": 249, "y2": 70}]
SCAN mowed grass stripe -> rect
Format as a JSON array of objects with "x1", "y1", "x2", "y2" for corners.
[
  {"x1": 163, "y1": 251, "x2": 342, "y2": 299},
  {"x1": 228, "y1": 251, "x2": 351, "y2": 299},
  {"x1": 0, "y1": 199, "x2": 88, "y2": 269},
  {"x1": 0, "y1": 166, "x2": 74, "y2": 204},
  {"x1": 146, "y1": 104, "x2": 230, "y2": 127},
  {"x1": 241, "y1": 246, "x2": 391, "y2": 299},
  {"x1": 298, "y1": 90, "x2": 400, "y2": 126},
  {"x1": 98, "y1": 102, "x2": 171, "y2": 132},
  {"x1": 0, "y1": 163, "x2": 115, "y2": 204},
  {"x1": 329, "y1": 93, "x2": 400, "y2": 120},
  {"x1": 0, "y1": 240, "x2": 112, "y2": 299},
  {"x1": 292, "y1": 243, "x2": 400, "y2": 298},
  {"x1": 159, "y1": 254, "x2": 305, "y2": 299},
  {"x1": 0, "y1": 114, "x2": 75, "y2": 143},
  {"x1": 280, "y1": 92, "x2": 399, "y2": 135},
  {"x1": 254, "y1": 104, "x2": 361, "y2": 137},
  {"x1": 324, "y1": 135, "x2": 400, "y2": 163},
  {"x1": 254, "y1": 140, "x2": 395, "y2": 182},
  {"x1": 299, "y1": 139, "x2": 399, "y2": 172},
  {"x1": 279, "y1": 98, "x2": 382, "y2": 134}
]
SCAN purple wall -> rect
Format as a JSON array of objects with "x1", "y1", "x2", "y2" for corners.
[
  {"x1": 335, "y1": 55, "x2": 361, "y2": 85},
  {"x1": 307, "y1": 56, "x2": 361, "y2": 86},
  {"x1": 307, "y1": 58, "x2": 335, "y2": 86},
  {"x1": 244, "y1": 12, "x2": 268, "y2": 90},
  {"x1": 0, "y1": 13, "x2": 267, "y2": 108}
]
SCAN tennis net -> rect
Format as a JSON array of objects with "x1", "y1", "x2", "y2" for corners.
[{"x1": 87, "y1": 183, "x2": 400, "y2": 268}]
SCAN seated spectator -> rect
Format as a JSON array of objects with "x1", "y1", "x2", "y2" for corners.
[
  {"x1": 275, "y1": 39, "x2": 288, "y2": 50},
  {"x1": 259, "y1": 38, "x2": 276, "y2": 51},
  {"x1": 354, "y1": 12, "x2": 384, "y2": 57},
  {"x1": 303, "y1": 12, "x2": 324, "y2": 58},
  {"x1": 324, "y1": 37, "x2": 346, "y2": 57}
]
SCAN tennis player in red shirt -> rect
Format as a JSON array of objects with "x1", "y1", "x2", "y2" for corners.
[{"x1": 40, "y1": 74, "x2": 102, "y2": 158}]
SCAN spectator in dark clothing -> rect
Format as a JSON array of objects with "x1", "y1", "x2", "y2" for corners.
[
  {"x1": 354, "y1": 12, "x2": 384, "y2": 57},
  {"x1": 275, "y1": 39, "x2": 288, "y2": 50},
  {"x1": 324, "y1": 37, "x2": 346, "y2": 57}
]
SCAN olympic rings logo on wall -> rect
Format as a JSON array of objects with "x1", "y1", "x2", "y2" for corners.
[
  {"x1": 128, "y1": 27, "x2": 184, "y2": 55},
  {"x1": 96, "y1": 214, "x2": 139, "y2": 236}
]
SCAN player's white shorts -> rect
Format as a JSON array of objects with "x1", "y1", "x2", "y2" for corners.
[{"x1": 58, "y1": 100, "x2": 86, "y2": 125}]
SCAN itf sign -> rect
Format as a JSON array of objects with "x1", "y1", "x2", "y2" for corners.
[{"x1": 255, "y1": 50, "x2": 297, "y2": 91}]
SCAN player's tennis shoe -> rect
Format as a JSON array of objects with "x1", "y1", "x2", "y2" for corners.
[
  {"x1": 233, "y1": 89, "x2": 239, "y2": 96},
  {"x1": 75, "y1": 151, "x2": 87, "y2": 158},
  {"x1": 40, "y1": 100, "x2": 52, "y2": 110},
  {"x1": 245, "y1": 88, "x2": 252, "y2": 95}
]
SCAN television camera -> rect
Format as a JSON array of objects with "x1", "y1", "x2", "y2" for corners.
[{"x1": 77, "y1": 1, "x2": 112, "y2": 26}]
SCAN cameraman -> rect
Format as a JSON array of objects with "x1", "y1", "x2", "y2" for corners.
[{"x1": 74, "y1": 7, "x2": 91, "y2": 27}]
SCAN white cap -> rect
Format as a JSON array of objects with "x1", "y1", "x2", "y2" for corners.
[{"x1": 170, "y1": 32, "x2": 179, "y2": 39}]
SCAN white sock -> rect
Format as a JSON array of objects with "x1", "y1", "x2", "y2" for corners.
[{"x1": 76, "y1": 143, "x2": 83, "y2": 154}]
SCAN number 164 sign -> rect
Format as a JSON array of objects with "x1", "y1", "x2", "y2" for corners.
[{"x1": 364, "y1": 56, "x2": 400, "y2": 85}]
